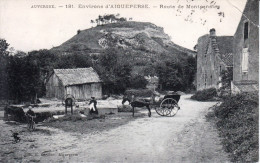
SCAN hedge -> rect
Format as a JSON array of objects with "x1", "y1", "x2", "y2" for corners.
[
  {"x1": 124, "y1": 89, "x2": 153, "y2": 97},
  {"x1": 211, "y1": 92, "x2": 259, "y2": 162},
  {"x1": 191, "y1": 88, "x2": 217, "y2": 101}
]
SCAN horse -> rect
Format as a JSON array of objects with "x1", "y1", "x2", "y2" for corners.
[
  {"x1": 122, "y1": 92, "x2": 179, "y2": 117},
  {"x1": 122, "y1": 96, "x2": 152, "y2": 117}
]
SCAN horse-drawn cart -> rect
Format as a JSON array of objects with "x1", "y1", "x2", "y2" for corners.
[
  {"x1": 152, "y1": 93, "x2": 181, "y2": 117},
  {"x1": 123, "y1": 90, "x2": 181, "y2": 117}
]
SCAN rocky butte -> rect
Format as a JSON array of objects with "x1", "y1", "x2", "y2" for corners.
[{"x1": 51, "y1": 21, "x2": 196, "y2": 57}]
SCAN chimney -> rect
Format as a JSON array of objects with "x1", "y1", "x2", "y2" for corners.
[{"x1": 209, "y1": 28, "x2": 216, "y2": 37}]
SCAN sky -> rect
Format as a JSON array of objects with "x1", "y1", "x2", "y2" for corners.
[{"x1": 0, "y1": 0, "x2": 248, "y2": 52}]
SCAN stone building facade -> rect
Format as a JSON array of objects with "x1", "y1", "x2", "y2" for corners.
[
  {"x1": 231, "y1": 0, "x2": 259, "y2": 94},
  {"x1": 196, "y1": 29, "x2": 233, "y2": 90}
]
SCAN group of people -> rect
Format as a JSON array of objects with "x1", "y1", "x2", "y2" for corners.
[{"x1": 26, "y1": 96, "x2": 98, "y2": 121}]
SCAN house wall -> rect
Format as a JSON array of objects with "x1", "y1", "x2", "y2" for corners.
[
  {"x1": 197, "y1": 35, "x2": 208, "y2": 90},
  {"x1": 233, "y1": 0, "x2": 259, "y2": 82},
  {"x1": 46, "y1": 74, "x2": 65, "y2": 99},
  {"x1": 196, "y1": 35, "x2": 224, "y2": 90},
  {"x1": 66, "y1": 83, "x2": 102, "y2": 100}
]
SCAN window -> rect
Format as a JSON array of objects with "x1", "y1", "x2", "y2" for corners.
[
  {"x1": 242, "y1": 48, "x2": 249, "y2": 72},
  {"x1": 244, "y1": 21, "x2": 249, "y2": 41}
]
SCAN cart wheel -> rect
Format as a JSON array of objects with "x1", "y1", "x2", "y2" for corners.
[
  {"x1": 168, "y1": 103, "x2": 179, "y2": 117},
  {"x1": 155, "y1": 98, "x2": 171, "y2": 116},
  {"x1": 159, "y1": 98, "x2": 179, "y2": 117},
  {"x1": 154, "y1": 104, "x2": 166, "y2": 116}
]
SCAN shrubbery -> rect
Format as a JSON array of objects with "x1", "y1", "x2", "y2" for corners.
[
  {"x1": 1, "y1": 35, "x2": 197, "y2": 102},
  {"x1": 210, "y1": 92, "x2": 259, "y2": 162},
  {"x1": 130, "y1": 75, "x2": 148, "y2": 89},
  {"x1": 125, "y1": 89, "x2": 153, "y2": 97},
  {"x1": 191, "y1": 88, "x2": 217, "y2": 101},
  {"x1": 156, "y1": 55, "x2": 196, "y2": 91}
]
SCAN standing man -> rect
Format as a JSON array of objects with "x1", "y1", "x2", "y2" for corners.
[
  {"x1": 26, "y1": 106, "x2": 36, "y2": 130},
  {"x1": 89, "y1": 97, "x2": 98, "y2": 114},
  {"x1": 26, "y1": 106, "x2": 36, "y2": 120}
]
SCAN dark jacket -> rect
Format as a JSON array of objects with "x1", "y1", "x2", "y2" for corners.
[{"x1": 89, "y1": 99, "x2": 97, "y2": 108}]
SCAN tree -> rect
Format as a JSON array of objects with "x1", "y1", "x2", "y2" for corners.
[
  {"x1": 0, "y1": 39, "x2": 9, "y2": 56},
  {"x1": 100, "y1": 17, "x2": 104, "y2": 25},
  {"x1": 219, "y1": 68, "x2": 233, "y2": 96},
  {"x1": 96, "y1": 48, "x2": 131, "y2": 94},
  {"x1": 7, "y1": 52, "x2": 41, "y2": 103},
  {"x1": 90, "y1": 20, "x2": 95, "y2": 27},
  {"x1": 103, "y1": 14, "x2": 110, "y2": 24},
  {"x1": 130, "y1": 75, "x2": 148, "y2": 89},
  {"x1": 95, "y1": 19, "x2": 99, "y2": 26},
  {"x1": 156, "y1": 61, "x2": 183, "y2": 91},
  {"x1": 155, "y1": 55, "x2": 196, "y2": 92},
  {"x1": 110, "y1": 14, "x2": 116, "y2": 23},
  {"x1": 119, "y1": 17, "x2": 127, "y2": 22},
  {"x1": 0, "y1": 39, "x2": 9, "y2": 100},
  {"x1": 98, "y1": 15, "x2": 103, "y2": 25}
]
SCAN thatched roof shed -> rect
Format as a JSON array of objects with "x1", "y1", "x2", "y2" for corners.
[
  {"x1": 53, "y1": 68, "x2": 101, "y2": 86},
  {"x1": 46, "y1": 67, "x2": 102, "y2": 100}
]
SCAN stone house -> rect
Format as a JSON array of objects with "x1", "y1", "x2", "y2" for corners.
[
  {"x1": 196, "y1": 29, "x2": 233, "y2": 90},
  {"x1": 231, "y1": 0, "x2": 259, "y2": 94},
  {"x1": 46, "y1": 67, "x2": 102, "y2": 100}
]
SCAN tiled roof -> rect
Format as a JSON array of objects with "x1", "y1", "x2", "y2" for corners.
[
  {"x1": 211, "y1": 36, "x2": 234, "y2": 66},
  {"x1": 215, "y1": 36, "x2": 233, "y2": 54},
  {"x1": 220, "y1": 53, "x2": 233, "y2": 67},
  {"x1": 54, "y1": 67, "x2": 102, "y2": 86}
]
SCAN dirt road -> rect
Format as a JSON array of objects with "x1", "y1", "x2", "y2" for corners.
[{"x1": 0, "y1": 95, "x2": 229, "y2": 162}]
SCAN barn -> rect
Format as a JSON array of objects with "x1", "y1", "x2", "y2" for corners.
[{"x1": 46, "y1": 67, "x2": 102, "y2": 100}]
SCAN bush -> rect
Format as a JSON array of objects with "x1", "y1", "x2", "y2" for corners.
[
  {"x1": 155, "y1": 56, "x2": 196, "y2": 92},
  {"x1": 211, "y1": 92, "x2": 259, "y2": 162},
  {"x1": 130, "y1": 75, "x2": 148, "y2": 89},
  {"x1": 191, "y1": 88, "x2": 217, "y2": 101},
  {"x1": 124, "y1": 89, "x2": 153, "y2": 97}
]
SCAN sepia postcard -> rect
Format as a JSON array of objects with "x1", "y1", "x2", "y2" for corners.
[{"x1": 0, "y1": 0, "x2": 259, "y2": 162}]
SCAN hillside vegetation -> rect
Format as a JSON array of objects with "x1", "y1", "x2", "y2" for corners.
[
  {"x1": 50, "y1": 21, "x2": 197, "y2": 88},
  {"x1": 51, "y1": 21, "x2": 195, "y2": 56},
  {"x1": 1, "y1": 21, "x2": 196, "y2": 102}
]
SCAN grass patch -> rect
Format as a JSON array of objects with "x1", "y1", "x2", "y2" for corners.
[
  {"x1": 43, "y1": 113, "x2": 145, "y2": 134},
  {"x1": 191, "y1": 88, "x2": 217, "y2": 101},
  {"x1": 207, "y1": 92, "x2": 258, "y2": 162}
]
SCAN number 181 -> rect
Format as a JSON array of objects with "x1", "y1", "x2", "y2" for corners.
[{"x1": 66, "y1": 4, "x2": 73, "y2": 8}]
